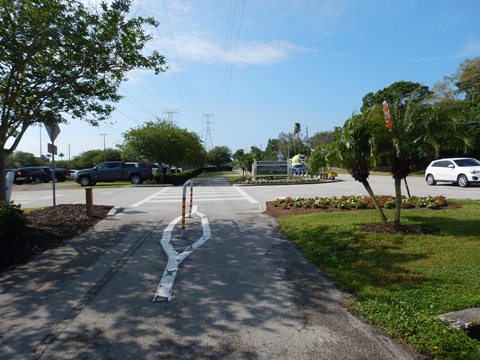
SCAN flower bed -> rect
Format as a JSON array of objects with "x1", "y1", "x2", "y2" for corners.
[
  {"x1": 237, "y1": 176, "x2": 334, "y2": 185},
  {"x1": 270, "y1": 195, "x2": 449, "y2": 210}
]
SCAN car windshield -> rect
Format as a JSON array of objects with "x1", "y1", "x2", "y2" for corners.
[{"x1": 453, "y1": 158, "x2": 480, "y2": 167}]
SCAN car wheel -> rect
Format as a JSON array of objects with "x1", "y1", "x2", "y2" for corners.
[
  {"x1": 457, "y1": 174, "x2": 469, "y2": 187},
  {"x1": 79, "y1": 176, "x2": 91, "y2": 186},
  {"x1": 33, "y1": 177, "x2": 41, "y2": 183},
  {"x1": 130, "y1": 174, "x2": 142, "y2": 184},
  {"x1": 426, "y1": 174, "x2": 436, "y2": 186}
]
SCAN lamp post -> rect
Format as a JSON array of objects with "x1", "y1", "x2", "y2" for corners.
[{"x1": 100, "y1": 133, "x2": 107, "y2": 161}]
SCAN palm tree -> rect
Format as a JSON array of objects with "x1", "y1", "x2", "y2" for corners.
[
  {"x1": 382, "y1": 93, "x2": 472, "y2": 228},
  {"x1": 334, "y1": 114, "x2": 387, "y2": 223}
]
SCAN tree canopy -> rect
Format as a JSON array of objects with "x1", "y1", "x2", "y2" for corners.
[
  {"x1": 207, "y1": 146, "x2": 232, "y2": 167},
  {"x1": 0, "y1": 0, "x2": 166, "y2": 200},
  {"x1": 121, "y1": 120, "x2": 206, "y2": 168},
  {"x1": 361, "y1": 81, "x2": 431, "y2": 113}
]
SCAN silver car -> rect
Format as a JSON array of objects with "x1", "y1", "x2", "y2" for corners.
[{"x1": 425, "y1": 158, "x2": 480, "y2": 187}]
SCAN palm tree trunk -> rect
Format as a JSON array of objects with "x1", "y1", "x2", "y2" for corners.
[
  {"x1": 361, "y1": 179, "x2": 387, "y2": 223},
  {"x1": 394, "y1": 178, "x2": 402, "y2": 228}
]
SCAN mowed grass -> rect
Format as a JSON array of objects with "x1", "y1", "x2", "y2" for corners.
[
  {"x1": 64, "y1": 181, "x2": 134, "y2": 189},
  {"x1": 277, "y1": 200, "x2": 480, "y2": 359}
]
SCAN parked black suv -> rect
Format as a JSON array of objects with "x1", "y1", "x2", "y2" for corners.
[
  {"x1": 14, "y1": 167, "x2": 51, "y2": 184},
  {"x1": 41, "y1": 167, "x2": 69, "y2": 182}
]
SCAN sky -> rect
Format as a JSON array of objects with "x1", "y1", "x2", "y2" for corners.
[{"x1": 13, "y1": 0, "x2": 480, "y2": 160}]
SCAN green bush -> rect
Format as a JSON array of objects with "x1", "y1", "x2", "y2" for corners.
[
  {"x1": 154, "y1": 169, "x2": 203, "y2": 186},
  {"x1": 0, "y1": 201, "x2": 27, "y2": 242}
]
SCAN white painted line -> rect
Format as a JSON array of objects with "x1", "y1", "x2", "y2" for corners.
[
  {"x1": 234, "y1": 186, "x2": 259, "y2": 204},
  {"x1": 148, "y1": 197, "x2": 245, "y2": 203},
  {"x1": 129, "y1": 188, "x2": 169, "y2": 207},
  {"x1": 153, "y1": 206, "x2": 211, "y2": 302},
  {"x1": 153, "y1": 193, "x2": 242, "y2": 199}
]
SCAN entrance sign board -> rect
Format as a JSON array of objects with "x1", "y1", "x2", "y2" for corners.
[{"x1": 252, "y1": 160, "x2": 291, "y2": 181}]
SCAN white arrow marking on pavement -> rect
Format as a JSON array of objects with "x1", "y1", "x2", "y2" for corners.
[{"x1": 153, "y1": 205, "x2": 211, "y2": 302}]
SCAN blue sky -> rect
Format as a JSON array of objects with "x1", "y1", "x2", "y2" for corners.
[{"x1": 15, "y1": 0, "x2": 480, "y2": 160}]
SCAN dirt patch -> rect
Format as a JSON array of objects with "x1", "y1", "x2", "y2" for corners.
[
  {"x1": 1, "y1": 204, "x2": 113, "y2": 273},
  {"x1": 359, "y1": 223, "x2": 438, "y2": 235}
]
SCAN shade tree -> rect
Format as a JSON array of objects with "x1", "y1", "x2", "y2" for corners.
[{"x1": 0, "y1": 0, "x2": 166, "y2": 200}]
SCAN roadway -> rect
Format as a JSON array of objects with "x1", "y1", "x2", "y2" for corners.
[{"x1": 10, "y1": 173, "x2": 480, "y2": 210}]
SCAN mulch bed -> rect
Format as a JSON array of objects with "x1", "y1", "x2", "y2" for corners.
[
  {"x1": 1, "y1": 204, "x2": 112, "y2": 273},
  {"x1": 266, "y1": 201, "x2": 354, "y2": 217}
]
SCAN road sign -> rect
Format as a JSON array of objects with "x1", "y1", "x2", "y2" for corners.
[
  {"x1": 45, "y1": 124, "x2": 61, "y2": 142},
  {"x1": 47, "y1": 143, "x2": 57, "y2": 155}
]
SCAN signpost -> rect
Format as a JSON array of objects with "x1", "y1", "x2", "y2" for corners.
[
  {"x1": 5, "y1": 171, "x2": 14, "y2": 202},
  {"x1": 45, "y1": 124, "x2": 60, "y2": 206}
]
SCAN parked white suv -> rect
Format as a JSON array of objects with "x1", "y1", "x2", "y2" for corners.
[{"x1": 425, "y1": 158, "x2": 480, "y2": 187}]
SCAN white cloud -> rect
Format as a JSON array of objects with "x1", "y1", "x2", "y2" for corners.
[
  {"x1": 410, "y1": 40, "x2": 480, "y2": 63},
  {"x1": 160, "y1": 34, "x2": 311, "y2": 67},
  {"x1": 460, "y1": 40, "x2": 480, "y2": 57}
]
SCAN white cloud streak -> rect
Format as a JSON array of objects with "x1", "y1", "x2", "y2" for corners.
[{"x1": 159, "y1": 35, "x2": 312, "y2": 67}]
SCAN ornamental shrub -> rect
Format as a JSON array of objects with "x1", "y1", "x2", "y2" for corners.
[{"x1": 0, "y1": 201, "x2": 26, "y2": 243}]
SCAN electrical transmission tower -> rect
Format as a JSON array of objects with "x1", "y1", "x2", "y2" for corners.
[
  {"x1": 202, "y1": 113, "x2": 214, "y2": 150},
  {"x1": 163, "y1": 109, "x2": 178, "y2": 123}
]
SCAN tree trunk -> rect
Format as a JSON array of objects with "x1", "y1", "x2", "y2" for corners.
[
  {"x1": 0, "y1": 151, "x2": 7, "y2": 201},
  {"x1": 394, "y1": 178, "x2": 402, "y2": 228},
  {"x1": 361, "y1": 179, "x2": 388, "y2": 223}
]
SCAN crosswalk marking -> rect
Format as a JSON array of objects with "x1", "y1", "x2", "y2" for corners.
[{"x1": 130, "y1": 185, "x2": 258, "y2": 207}]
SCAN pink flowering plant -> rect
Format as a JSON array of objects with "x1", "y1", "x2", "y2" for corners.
[{"x1": 271, "y1": 195, "x2": 449, "y2": 210}]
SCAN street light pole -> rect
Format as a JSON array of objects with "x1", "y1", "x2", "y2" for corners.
[{"x1": 100, "y1": 133, "x2": 107, "y2": 161}]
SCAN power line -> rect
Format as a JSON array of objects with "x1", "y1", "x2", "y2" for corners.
[{"x1": 119, "y1": 88, "x2": 159, "y2": 118}]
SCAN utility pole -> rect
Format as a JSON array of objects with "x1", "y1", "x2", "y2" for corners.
[
  {"x1": 100, "y1": 133, "x2": 107, "y2": 161},
  {"x1": 39, "y1": 123, "x2": 43, "y2": 157},
  {"x1": 202, "y1": 113, "x2": 214, "y2": 151},
  {"x1": 163, "y1": 109, "x2": 178, "y2": 123},
  {"x1": 305, "y1": 126, "x2": 309, "y2": 157}
]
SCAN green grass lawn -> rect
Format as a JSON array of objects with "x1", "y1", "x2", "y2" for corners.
[
  {"x1": 202, "y1": 171, "x2": 239, "y2": 177},
  {"x1": 277, "y1": 200, "x2": 480, "y2": 359},
  {"x1": 63, "y1": 181, "x2": 135, "y2": 189}
]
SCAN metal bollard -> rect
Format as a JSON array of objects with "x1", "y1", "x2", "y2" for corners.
[
  {"x1": 188, "y1": 179, "x2": 193, "y2": 218},
  {"x1": 85, "y1": 187, "x2": 93, "y2": 217},
  {"x1": 181, "y1": 179, "x2": 192, "y2": 231}
]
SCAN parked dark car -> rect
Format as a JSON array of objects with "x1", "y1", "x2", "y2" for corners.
[
  {"x1": 44, "y1": 167, "x2": 69, "y2": 182},
  {"x1": 14, "y1": 167, "x2": 51, "y2": 184}
]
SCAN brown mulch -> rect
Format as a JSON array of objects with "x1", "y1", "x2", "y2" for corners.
[
  {"x1": 265, "y1": 201, "x2": 438, "y2": 235},
  {"x1": 1, "y1": 204, "x2": 113, "y2": 273},
  {"x1": 359, "y1": 223, "x2": 438, "y2": 235},
  {"x1": 266, "y1": 201, "x2": 351, "y2": 217}
]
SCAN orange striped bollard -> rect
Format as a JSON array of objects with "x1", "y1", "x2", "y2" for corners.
[
  {"x1": 189, "y1": 179, "x2": 193, "y2": 218},
  {"x1": 181, "y1": 179, "x2": 192, "y2": 231}
]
